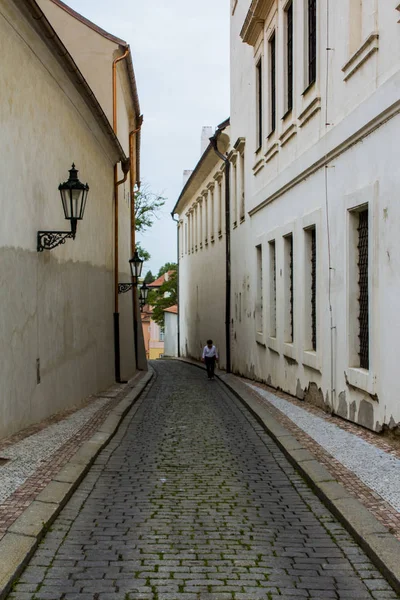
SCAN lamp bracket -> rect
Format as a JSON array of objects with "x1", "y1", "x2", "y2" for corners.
[
  {"x1": 37, "y1": 219, "x2": 77, "y2": 252},
  {"x1": 118, "y1": 283, "x2": 134, "y2": 294}
]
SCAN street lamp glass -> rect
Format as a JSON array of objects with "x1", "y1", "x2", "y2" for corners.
[
  {"x1": 139, "y1": 282, "x2": 149, "y2": 303},
  {"x1": 59, "y1": 164, "x2": 89, "y2": 221},
  {"x1": 129, "y1": 250, "x2": 144, "y2": 280}
]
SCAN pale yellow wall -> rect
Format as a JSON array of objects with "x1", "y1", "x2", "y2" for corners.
[
  {"x1": 36, "y1": 0, "x2": 115, "y2": 125},
  {"x1": 0, "y1": 0, "x2": 136, "y2": 437}
]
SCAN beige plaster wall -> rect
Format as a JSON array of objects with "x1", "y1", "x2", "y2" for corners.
[{"x1": 0, "y1": 0, "x2": 136, "y2": 438}]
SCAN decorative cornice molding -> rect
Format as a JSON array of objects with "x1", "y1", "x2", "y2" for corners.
[
  {"x1": 249, "y1": 97, "x2": 400, "y2": 217},
  {"x1": 234, "y1": 137, "x2": 246, "y2": 153},
  {"x1": 342, "y1": 33, "x2": 379, "y2": 81},
  {"x1": 214, "y1": 171, "x2": 223, "y2": 182},
  {"x1": 265, "y1": 141, "x2": 279, "y2": 163},
  {"x1": 298, "y1": 96, "x2": 322, "y2": 128},
  {"x1": 207, "y1": 181, "x2": 215, "y2": 191},
  {"x1": 240, "y1": 0, "x2": 275, "y2": 46}
]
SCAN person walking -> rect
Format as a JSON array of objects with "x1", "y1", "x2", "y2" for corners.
[{"x1": 202, "y1": 339, "x2": 218, "y2": 380}]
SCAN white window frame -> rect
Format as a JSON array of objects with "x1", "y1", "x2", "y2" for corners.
[{"x1": 345, "y1": 182, "x2": 379, "y2": 395}]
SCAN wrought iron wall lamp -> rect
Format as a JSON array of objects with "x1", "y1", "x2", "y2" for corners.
[
  {"x1": 117, "y1": 250, "x2": 144, "y2": 294},
  {"x1": 37, "y1": 164, "x2": 89, "y2": 252}
]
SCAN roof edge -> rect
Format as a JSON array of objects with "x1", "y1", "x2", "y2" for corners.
[
  {"x1": 16, "y1": 0, "x2": 127, "y2": 163},
  {"x1": 48, "y1": 0, "x2": 128, "y2": 45},
  {"x1": 172, "y1": 118, "x2": 230, "y2": 216}
]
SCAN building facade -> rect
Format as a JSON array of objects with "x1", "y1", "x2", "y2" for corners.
[
  {"x1": 0, "y1": 0, "x2": 143, "y2": 438},
  {"x1": 175, "y1": 1, "x2": 400, "y2": 433},
  {"x1": 174, "y1": 123, "x2": 231, "y2": 368}
]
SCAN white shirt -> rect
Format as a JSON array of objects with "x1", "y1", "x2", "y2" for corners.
[{"x1": 202, "y1": 345, "x2": 218, "y2": 359}]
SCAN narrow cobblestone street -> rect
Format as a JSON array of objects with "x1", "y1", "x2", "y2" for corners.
[{"x1": 8, "y1": 361, "x2": 398, "y2": 600}]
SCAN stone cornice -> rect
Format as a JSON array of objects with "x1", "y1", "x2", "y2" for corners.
[
  {"x1": 207, "y1": 181, "x2": 215, "y2": 191},
  {"x1": 234, "y1": 137, "x2": 246, "y2": 153},
  {"x1": 240, "y1": 0, "x2": 275, "y2": 46},
  {"x1": 214, "y1": 171, "x2": 223, "y2": 182}
]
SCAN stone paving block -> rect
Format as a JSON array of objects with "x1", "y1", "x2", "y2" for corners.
[
  {"x1": 8, "y1": 501, "x2": 58, "y2": 539},
  {"x1": 53, "y1": 462, "x2": 87, "y2": 484},
  {"x1": 35, "y1": 480, "x2": 74, "y2": 505},
  {"x1": 0, "y1": 533, "x2": 37, "y2": 593},
  {"x1": 4, "y1": 361, "x2": 398, "y2": 600}
]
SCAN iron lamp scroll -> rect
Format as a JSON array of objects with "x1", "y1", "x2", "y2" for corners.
[
  {"x1": 118, "y1": 283, "x2": 134, "y2": 294},
  {"x1": 37, "y1": 164, "x2": 89, "y2": 252}
]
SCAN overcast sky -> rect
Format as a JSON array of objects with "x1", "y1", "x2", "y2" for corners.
[{"x1": 65, "y1": 0, "x2": 230, "y2": 276}]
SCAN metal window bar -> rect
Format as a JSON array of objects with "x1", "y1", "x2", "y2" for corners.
[
  {"x1": 308, "y1": 0, "x2": 317, "y2": 85},
  {"x1": 256, "y1": 59, "x2": 263, "y2": 148},
  {"x1": 311, "y1": 228, "x2": 317, "y2": 351},
  {"x1": 289, "y1": 235, "x2": 294, "y2": 342},
  {"x1": 287, "y1": 2, "x2": 293, "y2": 112},
  {"x1": 270, "y1": 33, "x2": 276, "y2": 132},
  {"x1": 271, "y1": 242, "x2": 276, "y2": 336},
  {"x1": 358, "y1": 210, "x2": 369, "y2": 369}
]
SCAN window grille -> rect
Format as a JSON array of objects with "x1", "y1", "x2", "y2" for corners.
[
  {"x1": 358, "y1": 209, "x2": 369, "y2": 369},
  {"x1": 256, "y1": 59, "x2": 263, "y2": 148},
  {"x1": 286, "y1": 2, "x2": 293, "y2": 112},
  {"x1": 288, "y1": 234, "x2": 294, "y2": 342},
  {"x1": 308, "y1": 0, "x2": 317, "y2": 85},
  {"x1": 270, "y1": 33, "x2": 276, "y2": 132},
  {"x1": 311, "y1": 228, "x2": 317, "y2": 351},
  {"x1": 270, "y1": 241, "x2": 277, "y2": 337}
]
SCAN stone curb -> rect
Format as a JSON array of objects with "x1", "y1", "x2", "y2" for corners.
[
  {"x1": 177, "y1": 358, "x2": 400, "y2": 595},
  {"x1": 0, "y1": 368, "x2": 154, "y2": 600}
]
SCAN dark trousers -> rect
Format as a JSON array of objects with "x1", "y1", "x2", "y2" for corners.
[{"x1": 205, "y1": 356, "x2": 216, "y2": 379}]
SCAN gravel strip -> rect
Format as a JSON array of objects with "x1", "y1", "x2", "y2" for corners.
[{"x1": 245, "y1": 383, "x2": 400, "y2": 512}]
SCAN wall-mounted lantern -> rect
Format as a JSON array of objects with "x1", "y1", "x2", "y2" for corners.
[
  {"x1": 129, "y1": 250, "x2": 144, "y2": 281},
  {"x1": 139, "y1": 281, "x2": 149, "y2": 310},
  {"x1": 118, "y1": 250, "x2": 144, "y2": 294},
  {"x1": 37, "y1": 164, "x2": 89, "y2": 252}
]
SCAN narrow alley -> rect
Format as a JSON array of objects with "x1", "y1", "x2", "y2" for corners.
[{"x1": 7, "y1": 362, "x2": 397, "y2": 600}]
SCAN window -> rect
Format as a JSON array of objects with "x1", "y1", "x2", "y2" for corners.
[
  {"x1": 307, "y1": 0, "x2": 317, "y2": 86},
  {"x1": 204, "y1": 192, "x2": 209, "y2": 243},
  {"x1": 286, "y1": 2, "x2": 294, "y2": 113},
  {"x1": 232, "y1": 159, "x2": 238, "y2": 226},
  {"x1": 218, "y1": 175, "x2": 223, "y2": 236},
  {"x1": 256, "y1": 58, "x2": 263, "y2": 149},
  {"x1": 159, "y1": 328, "x2": 165, "y2": 342},
  {"x1": 185, "y1": 222, "x2": 188, "y2": 254},
  {"x1": 349, "y1": 0, "x2": 363, "y2": 54},
  {"x1": 199, "y1": 200, "x2": 203, "y2": 248},
  {"x1": 239, "y1": 151, "x2": 245, "y2": 221},
  {"x1": 210, "y1": 185, "x2": 215, "y2": 240},
  {"x1": 256, "y1": 245, "x2": 263, "y2": 335},
  {"x1": 269, "y1": 33, "x2": 276, "y2": 133},
  {"x1": 269, "y1": 240, "x2": 277, "y2": 338},
  {"x1": 284, "y1": 233, "x2": 294, "y2": 343},
  {"x1": 357, "y1": 208, "x2": 369, "y2": 369},
  {"x1": 304, "y1": 226, "x2": 317, "y2": 351}
]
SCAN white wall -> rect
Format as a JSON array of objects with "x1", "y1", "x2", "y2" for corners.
[
  {"x1": 164, "y1": 312, "x2": 178, "y2": 357},
  {"x1": 0, "y1": 0, "x2": 136, "y2": 437},
  {"x1": 177, "y1": 141, "x2": 229, "y2": 367},
  {"x1": 228, "y1": 0, "x2": 400, "y2": 431}
]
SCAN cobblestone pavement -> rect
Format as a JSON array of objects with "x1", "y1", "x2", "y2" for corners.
[
  {"x1": 8, "y1": 361, "x2": 399, "y2": 600},
  {"x1": 0, "y1": 376, "x2": 144, "y2": 542}
]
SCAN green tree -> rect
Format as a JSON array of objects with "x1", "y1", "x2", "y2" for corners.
[
  {"x1": 135, "y1": 185, "x2": 166, "y2": 234},
  {"x1": 136, "y1": 241, "x2": 150, "y2": 262},
  {"x1": 144, "y1": 270, "x2": 155, "y2": 284},
  {"x1": 134, "y1": 184, "x2": 166, "y2": 262},
  {"x1": 149, "y1": 269, "x2": 177, "y2": 327},
  {"x1": 157, "y1": 262, "x2": 177, "y2": 278}
]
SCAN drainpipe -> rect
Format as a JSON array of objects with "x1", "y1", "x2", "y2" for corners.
[
  {"x1": 171, "y1": 214, "x2": 180, "y2": 358},
  {"x1": 113, "y1": 48, "x2": 130, "y2": 382},
  {"x1": 209, "y1": 132, "x2": 231, "y2": 373},
  {"x1": 129, "y1": 117, "x2": 144, "y2": 369}
]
